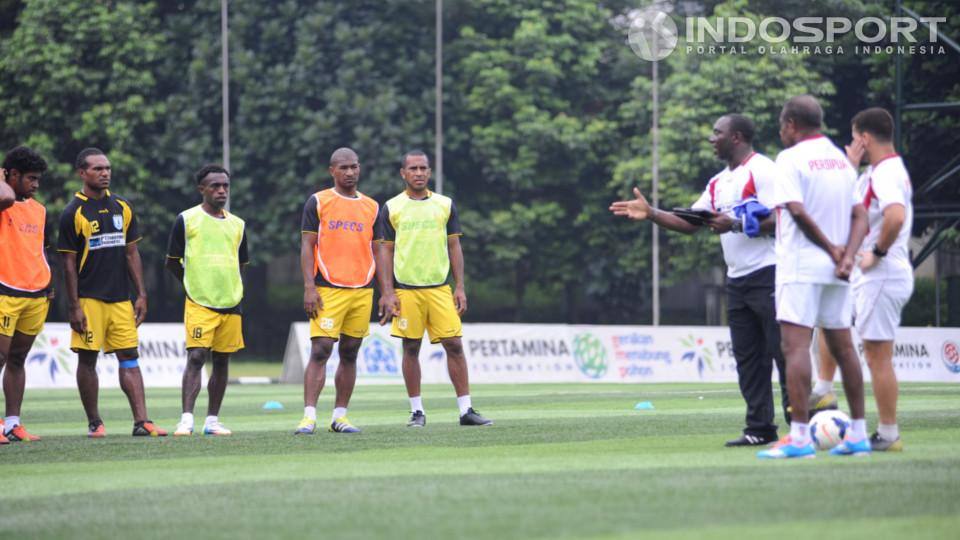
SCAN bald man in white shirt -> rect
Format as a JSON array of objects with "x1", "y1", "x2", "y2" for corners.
[{"x1": 758, "y1": 95, "x2": 870, "y2": 459}]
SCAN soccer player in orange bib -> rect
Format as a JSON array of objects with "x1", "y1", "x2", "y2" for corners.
[
  {"x1": 294, "y1": 148, "x2": 381, "y2": 435},
  {"x1": 0, "y1": 146, "x2": 51, "y2": 443}
]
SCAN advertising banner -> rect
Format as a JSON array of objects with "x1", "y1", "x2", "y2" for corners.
[
  {"x1": 281, "y1": 322, "x2": 960, "y2": 384},
  {"x1": 23, "y1": 323, "x2": 196, "y2": 389}
]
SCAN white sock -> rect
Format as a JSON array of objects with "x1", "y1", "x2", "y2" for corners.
[
  {"x1": 457, "y1": 395, "x2": 472, "y2": 416},
  {"x1": 850, "y1": 418, "x2": 867, "y2": 441},
  {"x1": 813, "y1": 379, "x2": 834, "y2": 395},
  {"x1": 790, "y1": 422, "x2": 810, "y2": 446},
  {"x1": 878, "y1": 423, "x2": 899, "y2": 441},
  {"x1": 410, "y1": 396, "x2": 424, "y2": 413},
  {"x1": 5, "y1": 416, "x2": 21, "y2": 429},
  {"x1": 179, "y1": 412, "x2": 194, "y2": 426},
  {"x1": 332, "y1": 407, "x2": 347, "y2": 422},
  {"x1": 205, "y1": 415, "x2": 218, "y2": 427},
  {"x1": 304, "y1": 406, "x2": 317, "y2": 421}
]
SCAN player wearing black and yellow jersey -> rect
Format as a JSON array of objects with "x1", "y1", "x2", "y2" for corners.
[
  {"x1": 58, "y1": 148, "x2": 166, "y2": 438},
  {"x1": 0, "y1": 146, "x2": 51, "y2": 444}
]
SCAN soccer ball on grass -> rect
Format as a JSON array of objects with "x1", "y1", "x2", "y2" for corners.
[{"x1": 809, "y1": 410, "x2": 851, "y2": 450}]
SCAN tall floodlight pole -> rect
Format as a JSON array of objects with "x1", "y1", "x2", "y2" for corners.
[
  {"x1": 651, "y1": 35, "x2": 660, "y2": 326},
  {"x1": 221, "y1": 0, "x2": 231, "y2": 210},
  {"x1": 435, "y1": 0, "x2": 444, "y2": 194}
]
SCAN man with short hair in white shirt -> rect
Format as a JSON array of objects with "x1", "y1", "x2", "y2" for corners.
[
  {"x1": 611, "y1": 114, "x2": 790, "y2": 447},
  {"x1": 811, "y1": 107, "x2": 913, "y2": 452},
  {"x1": 758, "y1": 95, "x2": 870, "y2": 459}
]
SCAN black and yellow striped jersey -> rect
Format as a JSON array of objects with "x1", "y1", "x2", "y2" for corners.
[{"x1": 57, "y1": 190, "x2": 141, "y2": 302}]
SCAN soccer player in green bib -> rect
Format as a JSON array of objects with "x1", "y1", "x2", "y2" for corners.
[
  {"x1": 166, "y1": 165, "x2": 249, "y2": 436},
  {"x1": 377, "y1": 150, "x2": 492, "y2": 427}
]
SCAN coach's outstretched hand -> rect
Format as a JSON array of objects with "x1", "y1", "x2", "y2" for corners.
[{"x1": 609, "y1": 187, "x2": 653, "y2": 220}]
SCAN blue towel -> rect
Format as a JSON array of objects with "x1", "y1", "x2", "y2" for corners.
[{"x1": 733, "y1": 198, "x2": 771, "y2": 238}]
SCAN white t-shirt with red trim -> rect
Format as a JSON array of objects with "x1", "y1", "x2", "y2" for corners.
[
  {"x1": 773, "y1": 134, "x2": 859, "y2": 285},
  {"x1": 852, "y1": 154, "x2": 914, "y2": 285},
  {"x1": 692, "y1": 152, "x2": 778, "y2": 278}
]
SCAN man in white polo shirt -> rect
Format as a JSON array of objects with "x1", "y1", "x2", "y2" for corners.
[
  {"x1": 810, "y1": 107, "x2": 914, "y2": 452},
  {"x1": 611, "y1": 113, "x2": 790, "y2": 447},
  {"x1": 758, "y1": 95, "x2": 870, "y2": 459}
]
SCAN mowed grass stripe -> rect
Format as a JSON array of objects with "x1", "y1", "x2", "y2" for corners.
[
  {"x1": 3, "y1": 383, "x2": 958, "y2": 539},
  {"x1": 2, "y1": 463, "x2": 958, "y2": 540},
  {"x1": 4, "y1": 424, "x2": 958, "y2": 496}
]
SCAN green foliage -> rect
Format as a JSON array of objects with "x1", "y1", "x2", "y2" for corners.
[
  {"x1": 0, "y1": 0, "x2": 955, "y2": 329},
  {"x1": 0, "y1": 0, "x2": 170, "y2": 252}
]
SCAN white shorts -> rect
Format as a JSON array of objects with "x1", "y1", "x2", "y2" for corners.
[
  {"x1": 853, "y1": 279, "x2": 914, "y2": 341},
  {"x1": 776, "y1": 282, "x2": 852, "y2": 329}
]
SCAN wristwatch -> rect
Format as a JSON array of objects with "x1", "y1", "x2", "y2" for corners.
[
  {"x1": 872, "y1": 244, "x2": 888, "y2": 258},
  {"x1": 730, "y1": 219, "x2": 743, "y2": 233}
]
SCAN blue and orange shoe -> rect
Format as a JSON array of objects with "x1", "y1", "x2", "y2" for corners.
[
  {"x1": 0, "y1": 423, "x2": 8, "y2": 445},
  {"x1": 5, "y1": 424, "x2": 41, "y2": 442},
  {"x1": 757, "y1": 436, "x2": 816, "y2": 459},
  {"x1": 830, "y1": 437, "x2": 871, "y2": 456}
]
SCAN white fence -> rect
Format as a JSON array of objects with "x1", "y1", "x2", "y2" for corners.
[{"x1": 280, "y1": 322, "x2": 960, "y2": 384}]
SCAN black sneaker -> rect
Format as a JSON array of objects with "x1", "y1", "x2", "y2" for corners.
[
  {"x1": 459, "y1": 408, "x2": 493, "y2": 426},
  {"x1": 724, "y1": 433, "x2": 777, "y2": 447},
  {"x1": 407, "y1": 410, "x2": 426, "y2": 428}
]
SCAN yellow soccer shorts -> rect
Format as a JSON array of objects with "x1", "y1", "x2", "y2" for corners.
[
  {"x1": 392, "y1": 286, "x2": 462, "y2": 344},
  {"x1": 184, "y1": 298, "x2": 245, "y2": 353},
  {"x1": 0, "y1": 295, "x2": 49, "y2": 337},
  {"x1": 71, "y1": 298, "x2": 138, "y2": 353},
  {"x1": 310, "y1": 287, "x2": 373, "y2": 340}
]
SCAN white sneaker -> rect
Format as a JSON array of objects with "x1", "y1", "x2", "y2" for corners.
[
  {"x1": 203, "y1": 422, "x2": 232, "y2": 436},
  {"x1": 174, "y1": 421, "x2": 194, "y2": 437}
]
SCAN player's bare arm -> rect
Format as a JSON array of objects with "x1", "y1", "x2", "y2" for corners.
[
  {"x1": 0, "y1": 170, "x2": 14, "y2": 210},
  {"x1": 448, "y1": 234, "x2": 467, "y2": 315},
  {"x1": 300, "y1": 231, "x2": 322, "y2": 318},
  {"x1": 125, "y1": 242, "x2": 148, "y2": 326},
  {"x1": 164, "y1": 256, "x2": 184, "y2": 282},
  {"x1": 859, "y1": 203, "x2": 905, "y2": 271},
  {"x1": 784, "y1": 201, "x2": 843, "y2": 264},
  {"x1": 838, "y1": 203, "x2": 869, "y2": 280},
  {"x1": 610, "y1": 187, "x2": 700, "y2": 234},
  {"x1": 61, "y1": 251, "x2": 87, "y2": 335},
  {"x1": 376, "y1": 241, "x2": 399, "y2": 325}
]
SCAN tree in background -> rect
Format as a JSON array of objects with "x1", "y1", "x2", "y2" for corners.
[{"x1": 0, "y1": 0, "x2": 955, "y2": 345}]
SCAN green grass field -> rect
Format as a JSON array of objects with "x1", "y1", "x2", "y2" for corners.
[{"x1": 3, "y1": 383, "x2": 958, "y2": 540}]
